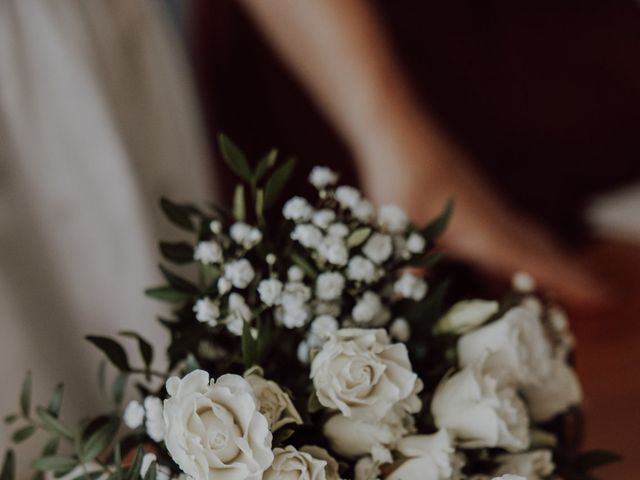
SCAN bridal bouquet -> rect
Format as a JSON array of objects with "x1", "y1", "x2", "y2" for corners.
[{"x1": 1, "y1": 137, "x2": 619, "y2": 480}]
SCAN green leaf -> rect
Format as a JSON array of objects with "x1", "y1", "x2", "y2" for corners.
[
  {"x1": 158, "y1": 265, "x2": 198, "y2": 293},
  {"x1": 241, "y1": 321, "x2": 257, "y2": 369},
  {"x1": 111, "y1": 373, "x2": 128, "y2": 406},
  {"x1": 412, "y1": 251, "x2": 446, "y2": 268},
  {"x1": 86, "y1": 336, "x2": 130, "y2": 372},
  {"x1": 184, "y1": 353, "x2": 200, "y2": 374},
  {"x1": 125, "y1": 447, "x2": 144, "y2": 480},
  {"x1": 3, "y1": 415, "x2": 18, "y2": 425},
  {"x1": 159, "y1": 197, "x2": 195, "y2": 232},
  {"x1": 233, "y1": 184, "x2": 246, "y2": 222},
  {"x1": 42, "y1": 437, "x2": 60, "y2": 457},
  {"x1": 254, "y1": 149, "x2": 278, "y2": 183},
  {"x1": 119, "y1": 332, "x2": 154, "y2": 374},
  {"x1": 255, "y1": 189, "x2": 265, "y2": 220},
  {"x1": 81, "y1": 418, "x2": 119, "y2": 462},
  {"x1": 574, "y1": 450, "x2": 623, "y2": 471},
  {"x1": 12, "y1": 425, "x2": 36, "y2": 443},
  {"x1": 291, "y1": 254, "x2": 316, "y2": 278},
  {"x1": 36, "y1": 407, "x2": 74, "y2": 441},
  {"x1": 47, "y1": 384, "x2": 64, "y2": 417},
  {"x1": 20, "y1": 370, "x2": 32, "y2": 418},
  {"x1": 32, "y1": 456, "x2": 78, "y2": 473},
  {"x1": 159, "y1": 242, "x2": 194, "y2": 264},
  {"x1": 346, "y1": 227, "x2": 371, "y2": 248},
  {"x1": 421, "y1": 198, "x2": 454, "y2": 240},
  {"x1": 307, "y1": 391, "x2": 323, "y2": 413},
  {"x1": 144, "y1": 286, "x2": 192, "y2": 304},
  {"x1": 218, "y1": 134, "x2": 252, "y2": 182},
  {"x1": 143, "y1": 463, "x2": 157, "y2": 480},
  {"x1": 264, "y1": 158, "x2": 296, "y2": 208},
  {"x1": 1, "y1": 450, "x2": 15, "y2": 480},
  {"x1": 113, "y1": 444, "x2": 123, "y2": 480}
]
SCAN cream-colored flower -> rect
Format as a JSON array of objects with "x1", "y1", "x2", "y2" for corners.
[
  {"x1": 387, "y1": 430, "x2": 454, "y2": 480},
  {"x1": 495, "y1": 449, "x2": 554, "y2": 480},
  {"x1": 264, "y1": 445, "x2": 339, "y2": 480},
  {"x1": 311, "y1": 328, "x2": 419, "y2": 420},
  {"x1": 431, "y1": 356, "x2": 530, "y2": 452},
  {"x1": 163, "y1": 370, "x2": 273, "y2": 480},
  {"x1": 245, "y1": 369, "x2": 303, "y2": 431}
]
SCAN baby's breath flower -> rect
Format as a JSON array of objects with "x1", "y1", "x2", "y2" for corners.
[
  {"x1": 406, "y1": 232, "x2": 426, "y2": 254},
  {"x1": 327, "y1": 223, "x2": 349, "y2": 238},
  {"x1": 297, "y1": 340, "x2": 310, "y2": 364},
  {"x1": 224, "y1": 259, "x2": 255, "y2": 289},
  {"x1": 312, "y1": 209, "x2": 336, "y2": 229},
  {"x1": 378, "y1": 204, "x2": 409, "y2": 233},
  {"x1": 352, "y1": 291, "x2": 382, "y2": 324},
  {"x1": 318, "y1": 236, "x2": 349, "y2": 266},
  {"x1": 309, "y1": 166, "x2": 338, "y2": 189},
  {"x1": 287, "y1": 265, "x2": 304, "y2": 282},
  {"x1": 390, "y1": 318, "x2": 411, "y2": 342},
  {"x1": 352, "y1": 199, "x2": 375, "y2": 222},
  {"x1": 225, "y1": 292, "x2": 251, "y2": 335},
  {"x1": 258, "y1": 278, "x2": 283, "y2": 306},
  {"x1": 291, "y1": 224, "x2": 323, "y2": 248},
  {"x1": 193, "y1": 298, "x2": 220, "y2": 326},
  {"x1": 363, "y1": 233, "x2": 393, "y2": 264},
  {"x1": 512, "y1": 271, "x2": 536, "y2": 293},
  {"x1": 230, "y1": 222, "x2": 263, "y2": 249},
  {"x1": 347, "y1": 255, "x2": 377, "y2": 283},
  {"x1": 124, "y1": 400, "x2": 144, "y2": 429},
  {"x1": 394, "y1": 272, "x2": 428, "y2": 301},
  {"x1": 144, "y1": 396, "x2": 165, "y2": 442},
  {"x1": 217, "y1": 276, "x2": 232, "y2": 295},
  {"x1": 315, "y1": 272, "x2": 345, "y2": 301},
  {"x1": 310, "y1": 315, "x2": 339, "y2": 340},
  {"x1": 209, "y1": 220, "x2": 222, "y2": 234},
  {"x1": 283, "y1": 196, "x2": 313, "y2": 222},
  {"x1": 193, "y1": 240, "x2": 223, "y2": 264},
  {"x1": 335, "y1": 186, "x2": 361, "y2": 210}
]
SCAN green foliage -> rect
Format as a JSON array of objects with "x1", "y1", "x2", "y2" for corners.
[
  {"x1": 86, "y1": 336, "x2": 131, "y2": 372},
  {"x1": 264, "y1": 158, "x2": 296, "y2": 208},
  {"x1": 80, "y1": 417, "x2": 119, "y2": 463},
  {"x1": 47, "y1": 384, "x2": 64, "y2": 417},
  {"x1": 346, "y1": 227, "x2": 371, "y2": 248},
  {"x1": 20, "y1": 371, "x2": 32, "y2": 418},
  {"x1": 233, "y1": 184, "x2": 246, "y2": 222},
  {"x1": 31, "y1": 456, "x2": 78, "y2": 474},
  {"x1": 36, "y1": 407, "x2": 74, "y2": 441},
  {"x1": 218, "y1": 134, "x2": 253, "y2": 182},
  {"x1": 11, "y1": 426, "x2": 36, "y2": 443},
  {"x1": 0, "y1": 451, "x2": 15, "y2": 480},
  {"x1": 144, "y1": 286, "x2": 191, "y2": 304},
  {"x1": 159, "y1": 242, "x2": 193, "y2": 264},
  {"x1": 125, "y1": 447, "x2": 144, "y2": 480},
  {"x1": 159, "y1": 197, "x2": 197, "y2": 232},
  {"x1": 119, "y1": 332, "x2": 154, "y2": 377},
  {"x1": 422, "y1": 198, "x2": 454, "y2": 240}
]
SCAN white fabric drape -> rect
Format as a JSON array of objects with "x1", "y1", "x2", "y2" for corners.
[{"x1": 0, "y1": 0, "x2": 215, "y2": 459}]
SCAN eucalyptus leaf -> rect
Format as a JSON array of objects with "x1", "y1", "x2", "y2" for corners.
[
  {"x1": 264, "y1": 158, "x2": 296, "y2": 208},
  {"x1": 233, "y1": 184, "x2": 246, "y2": 222},
  {"x1": 36, "y1": 407, "x2": 74, "y2": 441},
  {"x1": 218, "y1": 134, "x2": 252, "y2": 181},
  {"x1": 144, "y1": 286, "x2": 192, "y2": 304},
  {"x1": 86, "y1": 336, "x2": 130, "y2": 372},
  {"x1": 32, "y1": 456, "x2": 78, "y2": 473},
  {"x1": 12, "y1": 425, "x2": 36, "y2": 443},
  {"x1": 159, "y1": 242, "x2": 194, "y2": 265},
  {"x1": 20, "y1": 371, "x2": 32, "y2": 418},
  {"x1": 159, "y1": 197, "x2": 195, "y2": 232},
  {"x1": 421, "y1": 198, "x2": 454, "y2": 240},
  {"x1": 47, "y1": 383, "x2": 64, "y2": 417},
  {"x1": 0, "y1": 450, "x2": 15, "y2": 480}
]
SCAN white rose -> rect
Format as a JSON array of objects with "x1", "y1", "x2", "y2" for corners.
[
  {"x1": 378, "y1": 204, "x2": 409, "y2": 233},
  {"x1": 124, "y1": 400, "x2": 144, "y2": 429},
  {"x1": 265, "y1": 445, "x2": 339, "y2": 480},
  {"x1": 347, "y1": 256, "x2": 377, "y2": 283},
  {"x1": 457, "y1": 306, "x2": 552, "y2": 386},
  {"x1": 194, "y1": 241, "x2": 223, "y2": 265},
  {"x1": 335, "y1": 186, "x2": 362, "y2": 210},
  {"x1": 312, "y1": 209, "x2": 337, "y2": 229},
  {"x1": 163, "y1": 370, "x2": 273, "y2": 480},
  {"x1": 393, "y1": 273, "x2": 428, "y2": 301},
  {"x1": 353, "y1": 199, "x2": 375, "y2": 222},
  {"x1": 389, "y1": 318, "x2": 411, "y2": 342},
  {"x1": 245, "y1": 370, "x2": 303, "y2": 431},
  {"x1": 309, "y1": 166, "x2": 338, "y2": 189},
  {"x1": 354, "y1": 457, "x2": 380, "y2": 480},
  {"x1": 352, "y1": 292, "x2": 382, "y2": 324},
  {"x1": 431, "y1": 357, "x2": 530, "y2": 452},
  {"x1": 224, "y1": 259, "x2": 255, "y2": 289},
  {"x1": 311, "y1": 328, "x2": 418, "y2": 420},
  {"x1": 387, "y1": 430, "x2": 453, "y2": 480},
  {"x1": 291, "y1": 224, "x2": 323, "y2": 249},
  {"x1": 144, "y1": 396, "x2": 165, "y2": 442},
  {"x1": 283, "y1": 197, "x2": 313, "y2": 222},
  {"x1": 318, "y1": 236, "x2": 348, "y2": 266},
  {"x1": 193, "y1": 298, "x2": 220, "y2": 326},
  {"x1": 433, "y1": 299, "x2": 499, "y2": 335},
  {"x1": 230, "y1": 222, "x2": 263, "y2": 249},
  {"x1": 258, "y1": 279, "x2": 283, "y2": 306},
  {"x1": 495, "y1": 450, "x2": 554, "y2": 480},
  {"x1": 406, "y1": 233, "x2": 426, "y2": 254},
  {"x1": 322, "y1": 408, "x2": 412, "y2": 459},
  {"x1": 316, "y1": 272, "x2": 345, "y2": 301},
  {"x1": 522, "y1": 358, "x2": 582, "y2": 422},
  {"x1": 363, "y1": 233, "x2": 393, "y2": 264}
]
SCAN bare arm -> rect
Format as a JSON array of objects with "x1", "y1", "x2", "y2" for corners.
[{"x1": 240, "y1": 0, "x2": 606, "y2": 306}]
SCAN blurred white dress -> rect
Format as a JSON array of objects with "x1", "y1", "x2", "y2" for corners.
[{"x1": 0, "y1": 0, "x2": 214, "y2": 455}]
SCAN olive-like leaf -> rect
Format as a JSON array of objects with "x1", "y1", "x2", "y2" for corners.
[
  {"x1": 47, "y1": 383, "x2": 64, "y2": 417},
  {"x1": 264, "y1": 158, "x2": 296, "y2": 208},
  {"x1": 36, "y1": 407, "x2": 74, "y2": 441},
  {"x1": 233, "y1": 184, "x2": 246, "y2": 222},
  {"x1": 159, "y1": 198, "x2": 196, "y2": 232},
  {"x1": 119, "y1": 332, "x2": 154, "y2": 373},
  {"x1": 0, "y1": 450, "x2": 15, "y2": 480},
  {"x1": 20, "y1": 371, "x2": 32, "y2": 418},
  {"x1": 31, "y1": 456, "x2": 78, "y2": 473},
  {"x1": 421, "y1": 198, "x2": 454, "y2": 240},
  {"x1": 144, "y1": 286, "x2": 192, "y2": 304},
  {"x1": 159, "y1": 242, "x2": 194, "y2": 265},
  {"x1": 86, "y1": 336, "x2": 130, "y2": 372},
  {"x1": 254, "y1": 149, "x2": 278, "y2": 183},
  {"x1": 218, "y1": 134, "x2": 252, "y2": 182},
  {"x1": 12, "y1": 425, "x2": 36, "y2": 443}
]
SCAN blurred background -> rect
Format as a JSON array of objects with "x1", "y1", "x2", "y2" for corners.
[{"x1": 1, "y1": 1, "x2": 639, "y2": 478}]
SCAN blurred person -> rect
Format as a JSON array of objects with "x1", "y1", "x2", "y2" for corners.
[
  {"x1": 0, "y1": 0, "x2": 214, "y2": 456},
  {"x1": 192, "y1": 0, "x2": 640, "y2": 306}
]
